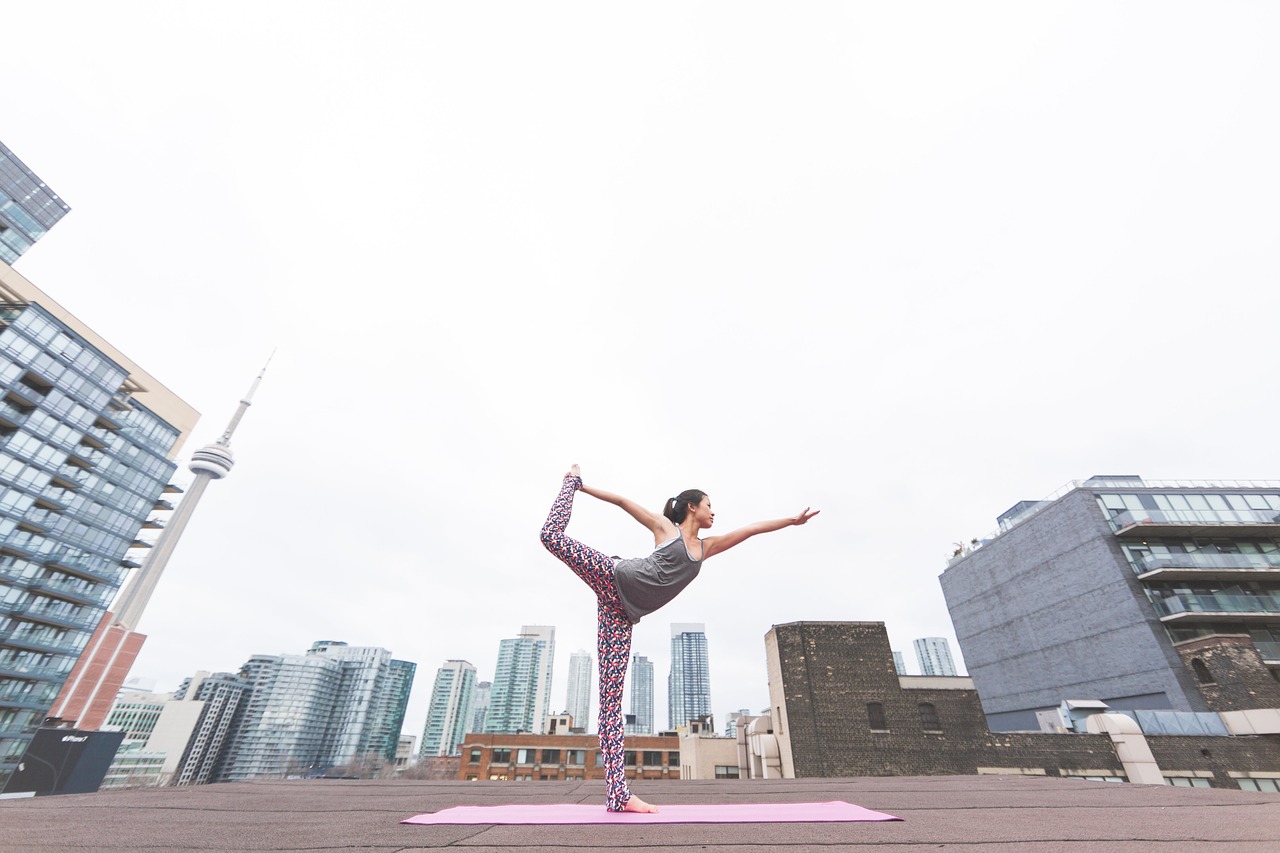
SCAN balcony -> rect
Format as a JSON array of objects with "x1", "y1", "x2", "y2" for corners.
[
  {"x1": 0, "y1": 632, "x2": 74, "y2": 656},
  {"x1": 1112, "y1": 509, "x2": 1280, "y2": 538},
  {"x1": 0, "y1": 687, "x2": 57, "y2": 711},
  {"x1": 0, "y1": 399, "x2": 31, "y2": 427},
  {"x1": 1136, "y1": 552, "x2": 1280, "y2": 582},
  {"x1": 1257, "y1": 641, "x2": 1280, "y2": 662},
  {"x1": 44, "y1": 552, "x2": 118, "y2": 584},
  {"x1": 1152, "y1": 593, "x2": 1280, "y2": 623},
  {"x1": 17, "y1": 606, "x2": 99, "y2": 633},
  {"x1": 0, "y1": 661, "x2": 69, "y2": 682},
  {"x1": 27, "y1": 576, "x2": 103, "y2": 607},
  {"x1": 141, "y1": 517, "x2": 166, "y2": 530},
  {"x1": 50, "y1": 465, "x2": 88, "y2": 489}
]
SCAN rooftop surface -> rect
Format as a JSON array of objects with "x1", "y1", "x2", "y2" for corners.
[{"x1": 3, "y1": 775, "x2": 1279, "y2": 851}]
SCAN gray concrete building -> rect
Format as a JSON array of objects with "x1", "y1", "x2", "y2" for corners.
[{"x1": 940, "y1": 476, "x2": 1280, "y2": 731}]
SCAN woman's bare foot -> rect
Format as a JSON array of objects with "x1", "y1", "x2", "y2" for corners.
[
  {"x1": 567, "y1": 463, "x2": 581, "y2": 479},
  {"x1": 622, "y1": 795, "x2": 658, "y2": 813}
]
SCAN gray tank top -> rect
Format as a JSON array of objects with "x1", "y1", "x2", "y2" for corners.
[{"x1": 612, "y1": 534, "x2": 703, "y2": 624}]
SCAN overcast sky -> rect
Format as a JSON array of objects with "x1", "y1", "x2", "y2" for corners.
[{"x1": 5, "y1": 2, "x2": 1278, "y2": 743}]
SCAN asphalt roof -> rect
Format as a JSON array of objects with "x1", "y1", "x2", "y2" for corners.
[{"x1": 3, "y1": 774, "x2": 1279, "y2": 851}]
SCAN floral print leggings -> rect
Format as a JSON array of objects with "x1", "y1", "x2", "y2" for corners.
[{"x1": 539, "y1": 474, "x2": 634, "y2": 812}]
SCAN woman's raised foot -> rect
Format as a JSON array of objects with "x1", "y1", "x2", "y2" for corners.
[{"x1": 566, "y1": 463, "x2": 581, "y2": 480}]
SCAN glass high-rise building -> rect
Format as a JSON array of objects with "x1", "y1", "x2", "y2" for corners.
[
  {"x1": 0, "y1": 141, "x2": 70, "y2": 265},
  {"x1": 420, "y1": 659, "x2": 476, "y2": 757},
  {"x1": 219, "y1": 641, "x2": 414, "y2": 780},
  {"x1": 668, "y1": 623, "x2": 711, "y2": 730},
  {"x1": 484, "y1": 625, "x2": 554, "y2": 734},
  {"x1": 470, "y1": 680, "x2": 491, "y2": 734},
  {"x1": 627, "y1": 654, "x2": 654, "y2": 735},
  {"x1": 564, "y1": 649, "x2": 592, "y2": 733},
  {"x1": 913, "y1": 638, "x2": 957, "y2": 676},
  {"x1": 371, "y1": 659, "x2": 416, "y2": 762},
  {"x1": 0, "y1": 287, "x2": 196, "y2": 785}
]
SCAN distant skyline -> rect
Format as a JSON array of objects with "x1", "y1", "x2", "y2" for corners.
[{"x1": 3, "y1": 2, "x2": 1276, "y2": 745}]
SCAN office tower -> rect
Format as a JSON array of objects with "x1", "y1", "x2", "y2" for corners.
[
  {"x1": 724, "y1": 708, "x2": 750, "y2": 738},
  {"x1": 0, "y1": 263, "x2": 196, "y2": 786},
  {"x1": 50, "y1": 364, "x2": 267, "y2": 730},
  {"x1": 668, "y1": 623, "x2": 711, "y2": 730},
  {"x1": 485, "y1": 625, "x2": 555, "y2": 734},
  {"x1": 941, "y1": 475, "x2": 1280, "y2": 731},
  {"x1": 420, "y1": 660, "x2": 477, "y2": 757},
  {"x1": 627, "y1": 654, "x2": 654, "y2": 735},
  {"x1": 892, "y1": 651, "x2": 907, "y2": 675},
  {"x1": 219, "y1": 641, "x2": 413, "y2": 780},
  {"x1": 564, "y1": 649, "x2": 592, "y2": 732},
  {"x1": 914, "y1": 638, "x2": 957, "y2": 676},
  {"x1": 470, "y1": 681, "x2": 491, "y2": 733},
  {"x1": 0, "y1": 141, "x2": 70, "y2": 264}
]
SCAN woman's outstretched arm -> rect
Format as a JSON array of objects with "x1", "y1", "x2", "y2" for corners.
[
  {"x1": 702, "y1": 508, "x2": 819, "y2": 560},
  {"x1": 570, "y1": 465, "x2": 672, "y2": 539}
]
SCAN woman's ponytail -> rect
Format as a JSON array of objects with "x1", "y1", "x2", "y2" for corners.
[{"x1": 663, "y1": 489, "x2": 707, "y2": 524}]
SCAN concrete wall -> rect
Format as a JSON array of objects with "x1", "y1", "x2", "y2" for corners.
[{"x1": 940, "y1": 489, "x2": 1198, "y2": 729}]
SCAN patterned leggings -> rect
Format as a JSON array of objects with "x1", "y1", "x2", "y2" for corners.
[{"x1": 539, "y1": 475, "x2": 634, "y2": 812}]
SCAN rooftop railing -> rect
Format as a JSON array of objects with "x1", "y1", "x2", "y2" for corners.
[
  {"x1": 1112, "y1": 508, "x2": 1280, "y2": 533},
  {"x1": 1137, "y1": 553, "x2": 1280, "y2": 572},
  {"x1": 1152, "y1": 593, "x2": 1280, "y2": 618}
]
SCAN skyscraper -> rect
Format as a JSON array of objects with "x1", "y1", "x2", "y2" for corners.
[
  {"x1": 485, "y1": 625, "x2": 555, "y2": 734},
  {"x1": 913, "y1": 638, "x2": 957, "y2": 676},
  {"x1": 0, "y1": 259, "x2": 196, "y2": 786},
  {"x1": 0, "y1": 141, "x2": 70, "y2": 264},
  {"x1": 564, "y1": 649, "x2": 592, "y2": 732},
  {"x1": 219, "y1": 641, "x2": 414, "y2": 780},
  {"x1": 892, "y1": 651, "x2": 907, "y2": 675},
  {"x1": 627, "y1": 654, "x2": 654, "y2": 735},
  {"x1": 420, "y1": 660, "x2": 476, "y2": 757},
  {"x1": 668, "y1": 623, "x2": 711, "y2": 730},
  {"x1": 371, "y1": 659, "x2": 416, "y2": 762}
]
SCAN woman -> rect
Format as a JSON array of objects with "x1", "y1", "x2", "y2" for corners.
[{"x1": 539, "y1": 464, "x2": 819, "y2": 813}]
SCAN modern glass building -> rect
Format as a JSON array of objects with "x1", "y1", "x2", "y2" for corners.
[
  {"x1": 668, "y1": 623, "x2": 711, "y2": 730},
  {"x1": 627, "y1": 654, "x2": 654, "y2": 735},
  {"x1": 218, "y1": 641, "x2": 414, "y2": 780},
  {"x1": 0, "y1": 270, "x2": 196, "y2": 786},
  {"x1": 0, "y1": 140, "x2": 71, "y2": 265},
  {"x1": 942, "y1": 475, "x2": 1280, "y2": 730},
  {"x1": 485, "y1": 625, "x2": 555, "y2": 735},
  {"x1": 913, "y1": 637, "x2": 958, "y2": 676},
  {"x1": 564, "y1": 649, "x2": 592, "y2": 733},
  {"x1": 420, "y1": 659, "x2": 476, "y2": 757},
  {"x1": 470, "y1": 680, "x2": 491, "y2": 734},
  {"x1": 171, "y1": 671, "x2": 252, "y2": 786}
]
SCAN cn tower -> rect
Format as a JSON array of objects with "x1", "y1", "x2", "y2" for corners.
[{"x1": 48, "y1": 362, "x2": 269, "y2": 729}]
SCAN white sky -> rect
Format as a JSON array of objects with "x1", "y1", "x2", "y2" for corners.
[{"x1": 4, "y1": 2, "x2": 1278, "y2": 742}]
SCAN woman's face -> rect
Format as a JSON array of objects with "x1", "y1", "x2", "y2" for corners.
[{"x1": 691, "y1": 496, "x2": 715, "y2": 529}]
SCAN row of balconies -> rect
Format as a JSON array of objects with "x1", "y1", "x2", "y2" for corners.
[
  {"x1": 1113, "y1": 508, "x2": 1280, "y2": 537},
  {"x1": 1136, "y1": 552, "x2": 1280, "y2": 582},
  {"x1": 1151, "y1": 592, "x2": 1280, "y2": 622}
]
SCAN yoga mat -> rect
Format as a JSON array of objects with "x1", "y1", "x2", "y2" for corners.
[{"x1": 403, "y1": 800, "x2": 901, "y2": 825}]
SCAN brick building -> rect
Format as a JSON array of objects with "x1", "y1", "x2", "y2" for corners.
[
  {"x1": 758, "y1": 621, "x2": 1280, "y2": 789},
  {"x1": 456, "y1": 731, "x2": 681, "y2": 783}
]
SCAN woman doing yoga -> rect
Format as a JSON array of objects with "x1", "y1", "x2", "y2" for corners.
[{"x1": 539, "y1": 464, "x2": 819, "y2": 813}]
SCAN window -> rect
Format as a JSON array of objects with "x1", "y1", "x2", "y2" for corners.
[
  {"x1": 469, "y1": 749, "x2": 481, "y2": 763},
  {"x1": 1192, "y1": 659, "x2": 1215, "y2": 684},
  {"x1": 867, "y1": 702, "x2": 888, "y2": 731},
  {"x1": 643, "y1": 751, "x2": 663, "y2": 766},
  {"x1": 566, "y1": 749, "x2": 585, "y2": 765},
  {"x1": 541, "y1": 749, "x2": 560, "y2": 764},
  {"x1": 714, "y1": 765, "x2": 740, "y2": 779},
  {"x1": 625, "y1": 751, "x2": 637, "y2": 766},
  {"x1": 491, "y1": 748, "x2": 511, "y2": 763},
  {"x1": 919, "y1": 703, "x2": 941, "y2": 730},
  {"x1": 516, "y1": 748, "x2": 534, "y2": 764},
  {"x1": 1166, "y1": 777, "x2": 1211, "y2": 788},
  {"x1": 668, "y1": 751, "x2": 680, "y2": 767},
  {"x1": 1238, "y1": 778, "x2": 1280, "y2": 792}
]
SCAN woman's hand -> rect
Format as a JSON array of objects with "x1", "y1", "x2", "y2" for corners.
[{"x1": 792, "y1": 508, "x2": 820, "y2": 526}]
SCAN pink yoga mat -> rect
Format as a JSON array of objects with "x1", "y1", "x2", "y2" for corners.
[{"x1": 403, "y1": 800, "x2": 901, "y2": 825}]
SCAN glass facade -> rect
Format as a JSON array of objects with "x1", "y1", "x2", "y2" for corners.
[
  {"x1": 0, "y1": 140, "x2": 70, "y2": 264},
  {"x1": 564, "y1": 650, "x2": 592, "y2": 733},
  {"x1": 627, "y1": 654, "x2": 653, "y2": 735},
  {"x1": 485, "y1": 626, "x2": 554, "y2": 735},
  {"x1": 1099, "y1": 489, "x2": 1280, "y2": 660},
  {"x1": 420, "y1": 660, "x2": 476, "y2": 757},
  {"x1": 668, "y1": 624, "x2": 711, "y2": 730},
  {"x1": 0, "y1": 303, "x2": 180, "y2": 784}
]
